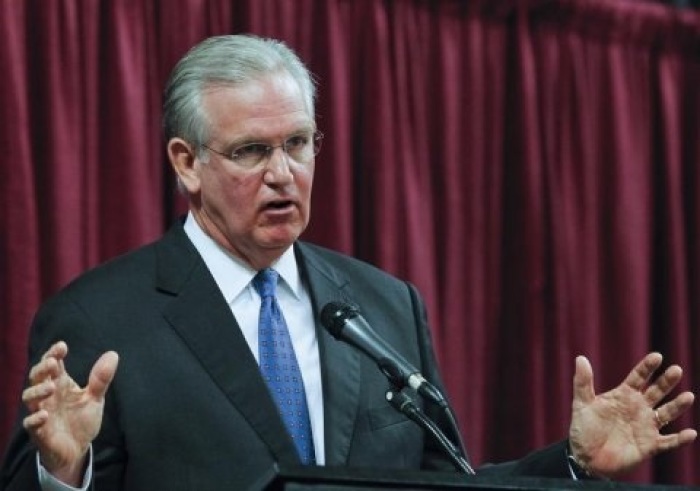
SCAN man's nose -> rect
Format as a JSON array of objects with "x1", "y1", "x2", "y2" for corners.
[{"x1": 263, "y1": 147, "x2": 293, "y2": 184}]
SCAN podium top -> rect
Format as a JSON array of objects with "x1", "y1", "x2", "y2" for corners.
[{"x1": 251, "y1": 465, "x2": 699, "y2": 491}]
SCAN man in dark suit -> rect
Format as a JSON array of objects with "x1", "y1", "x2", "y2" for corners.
[{"x1": 1, "y1": 34, "x2": 696, "y2": 491}]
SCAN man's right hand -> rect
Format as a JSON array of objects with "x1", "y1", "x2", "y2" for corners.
[{"x1": 22, "y1": 341, "x2": 119, "y2": 486}]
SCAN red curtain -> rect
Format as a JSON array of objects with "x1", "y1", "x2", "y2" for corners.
[{"x1": 2, "y1": 0, "x2": 700, "y2": 485}]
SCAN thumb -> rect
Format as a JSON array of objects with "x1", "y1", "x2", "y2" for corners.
[
  {"x1": 573, "y1": 355, "x2": 596, "y2": 405},
  {"x1": 87, "y1": 351, "x2": 119, "y2": 400}
]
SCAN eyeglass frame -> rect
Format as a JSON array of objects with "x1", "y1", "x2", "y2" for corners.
[{"x1": 198, "y1": 131, "x2": 324, "y2": 168}]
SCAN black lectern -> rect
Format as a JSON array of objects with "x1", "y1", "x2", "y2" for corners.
[{"x1": 251, "y1": 465, "x2": 699, "y2": 491}]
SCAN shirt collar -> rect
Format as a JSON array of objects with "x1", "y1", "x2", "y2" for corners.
[{"x1": 183, "y1": 212, "x2": 302, "y2": 303}]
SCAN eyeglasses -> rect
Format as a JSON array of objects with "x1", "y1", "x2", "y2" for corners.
[{"x1": 200, "y1": 131, "x2": 323, "y2": 169}]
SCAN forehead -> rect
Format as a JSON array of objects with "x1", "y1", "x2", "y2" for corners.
[{"x1": 201, "y1": 73, "x2": 314, "y2": 141}]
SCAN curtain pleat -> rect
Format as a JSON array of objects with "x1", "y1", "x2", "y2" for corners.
[
  {"x1": 2, "y1": 0, "x2": 700, "y2": 484},
  {"x1": 1, "y1": 0, "x2": 41, "y2": 452}
]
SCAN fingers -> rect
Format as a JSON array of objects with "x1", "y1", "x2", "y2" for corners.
[
  {"x1": 656, "y1": 429, "x2": 698, "y2": 453},
  {"x1": 22, "y1": 379, "x2": 56, "y2": 412},
  {"x1": 42, "y1": 341, "x2": 69, "y2": 361},
  {"x1": 24, "y1": 342, "x2": 70, "y2": 413},
  {"x1": 625, "y1": 352, "x2": 687, "y2": 410},
  {"x1": 87, "y1": 351, "x2": 119, "y2": 400},
  {"x1": 22, "y1": 409, "x2": 49, "y2": 433},
  {"x1": 655, "y1": 391, "x2": 695, "y2": 429},
  {"x1": 28, "y1": 341, "x2": 70, "y2": 385},
  {"x1": 623, "y1": 352, "x2": 663, "y2": 391},
  {"x1": 645, "y1": 365, "x2": 683, "y2": 407},
  {"x1": 572, "y1": 355, "x2": 596, "y2": 404},
  {"x1": 25, "y1": 342, "x2": 119, "y2": 411}
]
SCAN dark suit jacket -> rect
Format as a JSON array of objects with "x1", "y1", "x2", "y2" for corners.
[{"x1": 2, "y1": 222, "x2": 572, "y2": 490}]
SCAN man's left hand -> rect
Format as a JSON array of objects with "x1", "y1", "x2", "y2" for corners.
[{"x1": 568, "y1": 352, "x2": 696, "y2": 478}]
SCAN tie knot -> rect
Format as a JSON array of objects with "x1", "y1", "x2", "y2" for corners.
[{"x1": 253, "y1": 268, "x2": 279, "y2": 299}]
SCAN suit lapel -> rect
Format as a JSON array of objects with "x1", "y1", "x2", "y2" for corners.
[
  {"x1": 155, "y1": 225, "x2": 300, "y2": 465},
  {"x1": 152, "y1": 226, "x2": 366, "y2": 467},
  {"x1": 296, "y1": 243, "x2": 362, "y2": 467}
]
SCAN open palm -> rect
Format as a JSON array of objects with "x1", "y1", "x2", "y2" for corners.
[
  {"x1": 568, "y1": 354, "x2": 696, "y2": 478},
  {"x1": 22, "y1": 342, "x2": 119, "y2": 484}
]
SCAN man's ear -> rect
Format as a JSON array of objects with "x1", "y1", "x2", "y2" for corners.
[{"x1": 167, "y1": 138, "x2": 201, "y2": 193}]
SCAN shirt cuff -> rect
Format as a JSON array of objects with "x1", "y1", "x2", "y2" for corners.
[
  {"x1": 37, "y1": 446, "x2": 93, "y2": 491},
  {"x1": 565, "y1": 443, "x2": 602, "y2": 480}
]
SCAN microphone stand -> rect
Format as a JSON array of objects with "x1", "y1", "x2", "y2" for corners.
[
  {"x1": 442, "y1": 404, "x2": 469, "y2": 464},
  {"x1": 385, "y1": 388, "x2": 475, "y2": 475},
  {"x1": 379, "y1": 358, "x2": 468, "y2": 462}
]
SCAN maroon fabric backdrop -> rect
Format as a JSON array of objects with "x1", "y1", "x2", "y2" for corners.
[{"x1": 2, "y1": 0, "x2": 700, "y2": 484}]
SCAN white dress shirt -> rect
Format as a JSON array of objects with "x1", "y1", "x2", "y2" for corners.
[{"x1": 183, "y1": 213, "x2": 325, "y2": 463}]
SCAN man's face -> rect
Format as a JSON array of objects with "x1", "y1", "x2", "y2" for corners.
[{"x1": 171, "y1": 72, "x2": 315, "y2": 269}]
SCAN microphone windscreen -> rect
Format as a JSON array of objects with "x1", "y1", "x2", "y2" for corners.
[{"x1": 320, "y1": 301, "x2": 358, "y2": 337}]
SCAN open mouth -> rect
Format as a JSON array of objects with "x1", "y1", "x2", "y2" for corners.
[{"x1": 264, "y1": 200, "x2": 294, "y2": 211}]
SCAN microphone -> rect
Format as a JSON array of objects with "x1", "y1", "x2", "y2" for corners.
[
  {"x1": 321, "y1": 300, "x2": 470, "y2": 465},
  {"x1": 320, "y1": 301, "x2": 446, "y2": 407}
]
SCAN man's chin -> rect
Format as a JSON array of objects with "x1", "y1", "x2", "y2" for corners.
[
  {"x1": 260, "y1": 221, "x2": 305, "y2": 241},
  {"x1": 257, "y1": 229, "x2": 302, "y2": 251}
]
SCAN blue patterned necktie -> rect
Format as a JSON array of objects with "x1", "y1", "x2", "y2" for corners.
[{"x1": 253, "y1": 268, "x2": 316, "y2": 465}]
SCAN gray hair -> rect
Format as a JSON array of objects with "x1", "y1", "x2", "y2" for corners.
[{"x1": 163, "y1": 34, "x2": 316, "y2": 151}]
